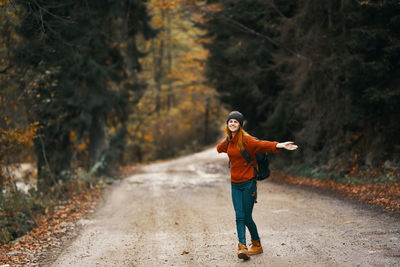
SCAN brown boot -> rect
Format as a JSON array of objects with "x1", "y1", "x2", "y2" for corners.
[
  {"x1": 248, "y1": 240, "x2": 263, "y2": 255},
  {"x1": 237, "y1": 243, "x2": 250, "y2": 260}
]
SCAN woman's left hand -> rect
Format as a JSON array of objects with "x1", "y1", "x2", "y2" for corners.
[{"x1": 277, "y1": 142, "x2": 298, "y2": 150}]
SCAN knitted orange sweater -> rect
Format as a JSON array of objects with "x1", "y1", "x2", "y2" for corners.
[{"x1": 217, "y1": 134, "x2": 279, "y2": 183}]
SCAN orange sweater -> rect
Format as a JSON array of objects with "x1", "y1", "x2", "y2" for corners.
[{"x1": 217, "y1": 134, "x2": 279, "y2": 183}]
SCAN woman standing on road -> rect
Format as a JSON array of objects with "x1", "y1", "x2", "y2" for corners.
[{"x1": 217, "y1": 111, "x2": 298, "y2": 260}]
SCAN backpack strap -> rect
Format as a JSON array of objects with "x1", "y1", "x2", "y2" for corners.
[
  {"x1": 226, "y1": 136, "x2": 231, "y2": 168},
  {"x1": 240, "y1": 149, "x2": 259, "y2": 177},
  {"x1": 241, "y1": 136, "x2": 259, "y2": 177}
]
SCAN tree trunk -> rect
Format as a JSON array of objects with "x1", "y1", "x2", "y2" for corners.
[
  {"x1": 166, "y1": 8, "x2": 174, "y2": 110},
  {"x1": 36, "y1": 128, "x2": 72, "y2": 191},
  {"x1": 88, "y1": 113, "x2": 106, "y2": 170}
]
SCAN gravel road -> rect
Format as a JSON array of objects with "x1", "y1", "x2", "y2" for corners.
[{"x1": 47, "y1": 148, "x2": 400, "y2": 266}]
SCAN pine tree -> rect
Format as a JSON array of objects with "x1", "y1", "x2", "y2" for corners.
[
  {"x1": 201, "y1": 0, "x2": 400, "y2": 171},
  {"x1": 13, "y1": 0, "x2": 155, "y2": 189},
  {"x1": 200, "y1": 0, "x2": 296, "y2": 136}
]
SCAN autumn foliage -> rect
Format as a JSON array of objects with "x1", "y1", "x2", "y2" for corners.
[
  {"x1": 1, "y1": 0, "x2": 399, "y2": 252},
  {"x1": 270, "y1": 171, "x2": 400, "y2": 213},
  {"x1": 124, "y1": 0, "x2": 225, "y2": 162}
]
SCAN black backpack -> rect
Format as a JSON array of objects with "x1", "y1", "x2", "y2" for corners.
[{"x1": 226, "y1": 136, "x2": 271, "y2": 181}]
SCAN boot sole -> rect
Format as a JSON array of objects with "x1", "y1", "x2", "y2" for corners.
[
  {"x1": 248, "y1": 249, "x2": 263, "y2": 255},
  {"x1": 249, "y1": 251, "x2": 263, "y2": 255},
  {"x1": 238, "y1": 252, "x2": 250, "y2": 260}
]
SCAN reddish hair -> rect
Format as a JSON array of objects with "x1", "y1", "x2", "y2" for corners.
[{"x1": 225, "y1": 125, "x2": 250, "y2": 152}]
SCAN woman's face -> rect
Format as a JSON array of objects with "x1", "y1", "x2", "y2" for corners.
[{"x1": 228, "y1": 119, "x2": 240, "y2": 133}]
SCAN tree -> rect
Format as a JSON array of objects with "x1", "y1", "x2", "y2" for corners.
[
  {"x1": 125, "y1": 0, "x2": 225, "y2": 162},
  {"x1": 11, "y1": 0, "x2": 155, "y2": 190},
  {"x1": 201, "y1": 0, "x2": 400, "y2": 173}
]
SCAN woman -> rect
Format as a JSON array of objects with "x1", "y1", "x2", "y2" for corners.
[{"x1": 217, "y1": 111, "x2": 298, "y2": 260}]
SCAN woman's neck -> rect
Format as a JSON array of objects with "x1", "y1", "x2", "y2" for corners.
[{"x1": 232, "y1": 131, "x2": 238, "y2": 137}]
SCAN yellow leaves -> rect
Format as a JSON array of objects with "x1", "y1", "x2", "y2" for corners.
[
  {"x1": 3, "y1": 115, "x2": 11, "y2": 125},
  {"x1": 123, "y1": 0, "x2": 225, "y2": 162},
  {"x1": 70, "y1": 130, "x2": 77, "y2": 142},
  {"x1": 109, "y1": 127, "x2": 116, "y2": 134},
  {"x1": 151, "y1": 0, "x2": 178, "y2": 11}
]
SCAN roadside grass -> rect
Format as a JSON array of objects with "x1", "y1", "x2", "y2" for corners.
[
  {"x1": 271, "y1": 163, "x2": 400, "y2": 213},
  {"x1": 284, "y1": 163, "x2": 399, "y2": 185}
]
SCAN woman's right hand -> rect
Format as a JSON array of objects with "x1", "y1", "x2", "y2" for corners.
[{"x1": 276, "y1": 142, "x2": 298, "y2": 150}]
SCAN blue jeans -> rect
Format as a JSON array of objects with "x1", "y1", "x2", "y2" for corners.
[{"x1": 231, "y1": 179, "x2": 260, "y2": 246}]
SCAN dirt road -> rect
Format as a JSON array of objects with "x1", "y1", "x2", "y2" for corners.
[{"x1": 47, "y1": 148, "x2": 400, "y2": 266}]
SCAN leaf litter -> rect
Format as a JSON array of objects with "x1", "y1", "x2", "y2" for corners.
[{"x1": 0, "y1": 187, "x2": 102, "y2": 266}]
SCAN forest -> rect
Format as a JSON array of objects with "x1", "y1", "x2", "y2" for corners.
[
  {"x1": 1, "y1": 0, "x2": 399, "y2": 245},
  {"x1": 201, "y1": 0, "x2": 399, "y2": 180}
]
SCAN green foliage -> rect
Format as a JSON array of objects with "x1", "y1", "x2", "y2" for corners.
[
  {"x1": 0, "y1": 183, "x2": 43, "y2": 243},
  {"x1": 0, "y1": 168, "x2": 114, "y2": 243},
  {"x1": 202, "y1": 0, "x2": 400, "y2": 173},
  {"x1": 200, "y1": 0, "x2": 290, "y2": 133},
  {"x1": 8, "y1": 0, "x2": 155, "y2": 189}
]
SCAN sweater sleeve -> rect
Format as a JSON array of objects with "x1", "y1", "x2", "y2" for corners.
[
  {"x1": 246, "y1": 136, "x2": 279, "y2": 154},
  {"x1": 216, "y1": 138, "x2": 228, "y2": 153}
]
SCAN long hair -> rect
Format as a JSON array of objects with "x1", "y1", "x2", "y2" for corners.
[{"x1": 225, "y1": 125, "x2": 250, "y2": 152}]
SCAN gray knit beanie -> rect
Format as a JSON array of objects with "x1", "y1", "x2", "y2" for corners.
[{"x1": 226, "y1": 111, "x2": 244, "y2": 126}]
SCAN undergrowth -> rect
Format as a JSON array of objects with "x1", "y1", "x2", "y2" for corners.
[
  {"x1": 0, "y1": 172, "x2": 115, "y2": 244},
  {"x1": 282, "y1": 163, "x2": 399, "y2": 185}
]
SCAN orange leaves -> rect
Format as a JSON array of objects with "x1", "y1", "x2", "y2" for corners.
[
  {"x1": 360, "y1": 1, "x2": 370, "y2": 5},
  {"x1": 77, "y1": 141, "x2": 87, "y2": 152},
  {"x1": 271, "y1": 171, "x2": 400, "y2": 213},
  {"x1": 207, "y1": 3, "x2": 222, "y2": 12},
  {"x1": 0, "y1": 121, "x2": 40, "y2": 151},
  {"x1": 151, "y1": 0, "x2": 179, "y2": 11},
  {"x1": 0, "y1": 187, "x2": 101, "y2": 266},
  {"x1": 124, "y1": 0, "x2": 225, "y2": 162},
  {"x1": 143, "y1": 134, "x2": 154, "y2": 142}
]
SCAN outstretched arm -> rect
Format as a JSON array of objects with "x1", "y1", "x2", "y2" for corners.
[
  {"x1": 216, "y1": 138, "x2": 228, "y2": 153},
  {"x1": 276, "y1": 142, "x2": 298, "y2": 150}
]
